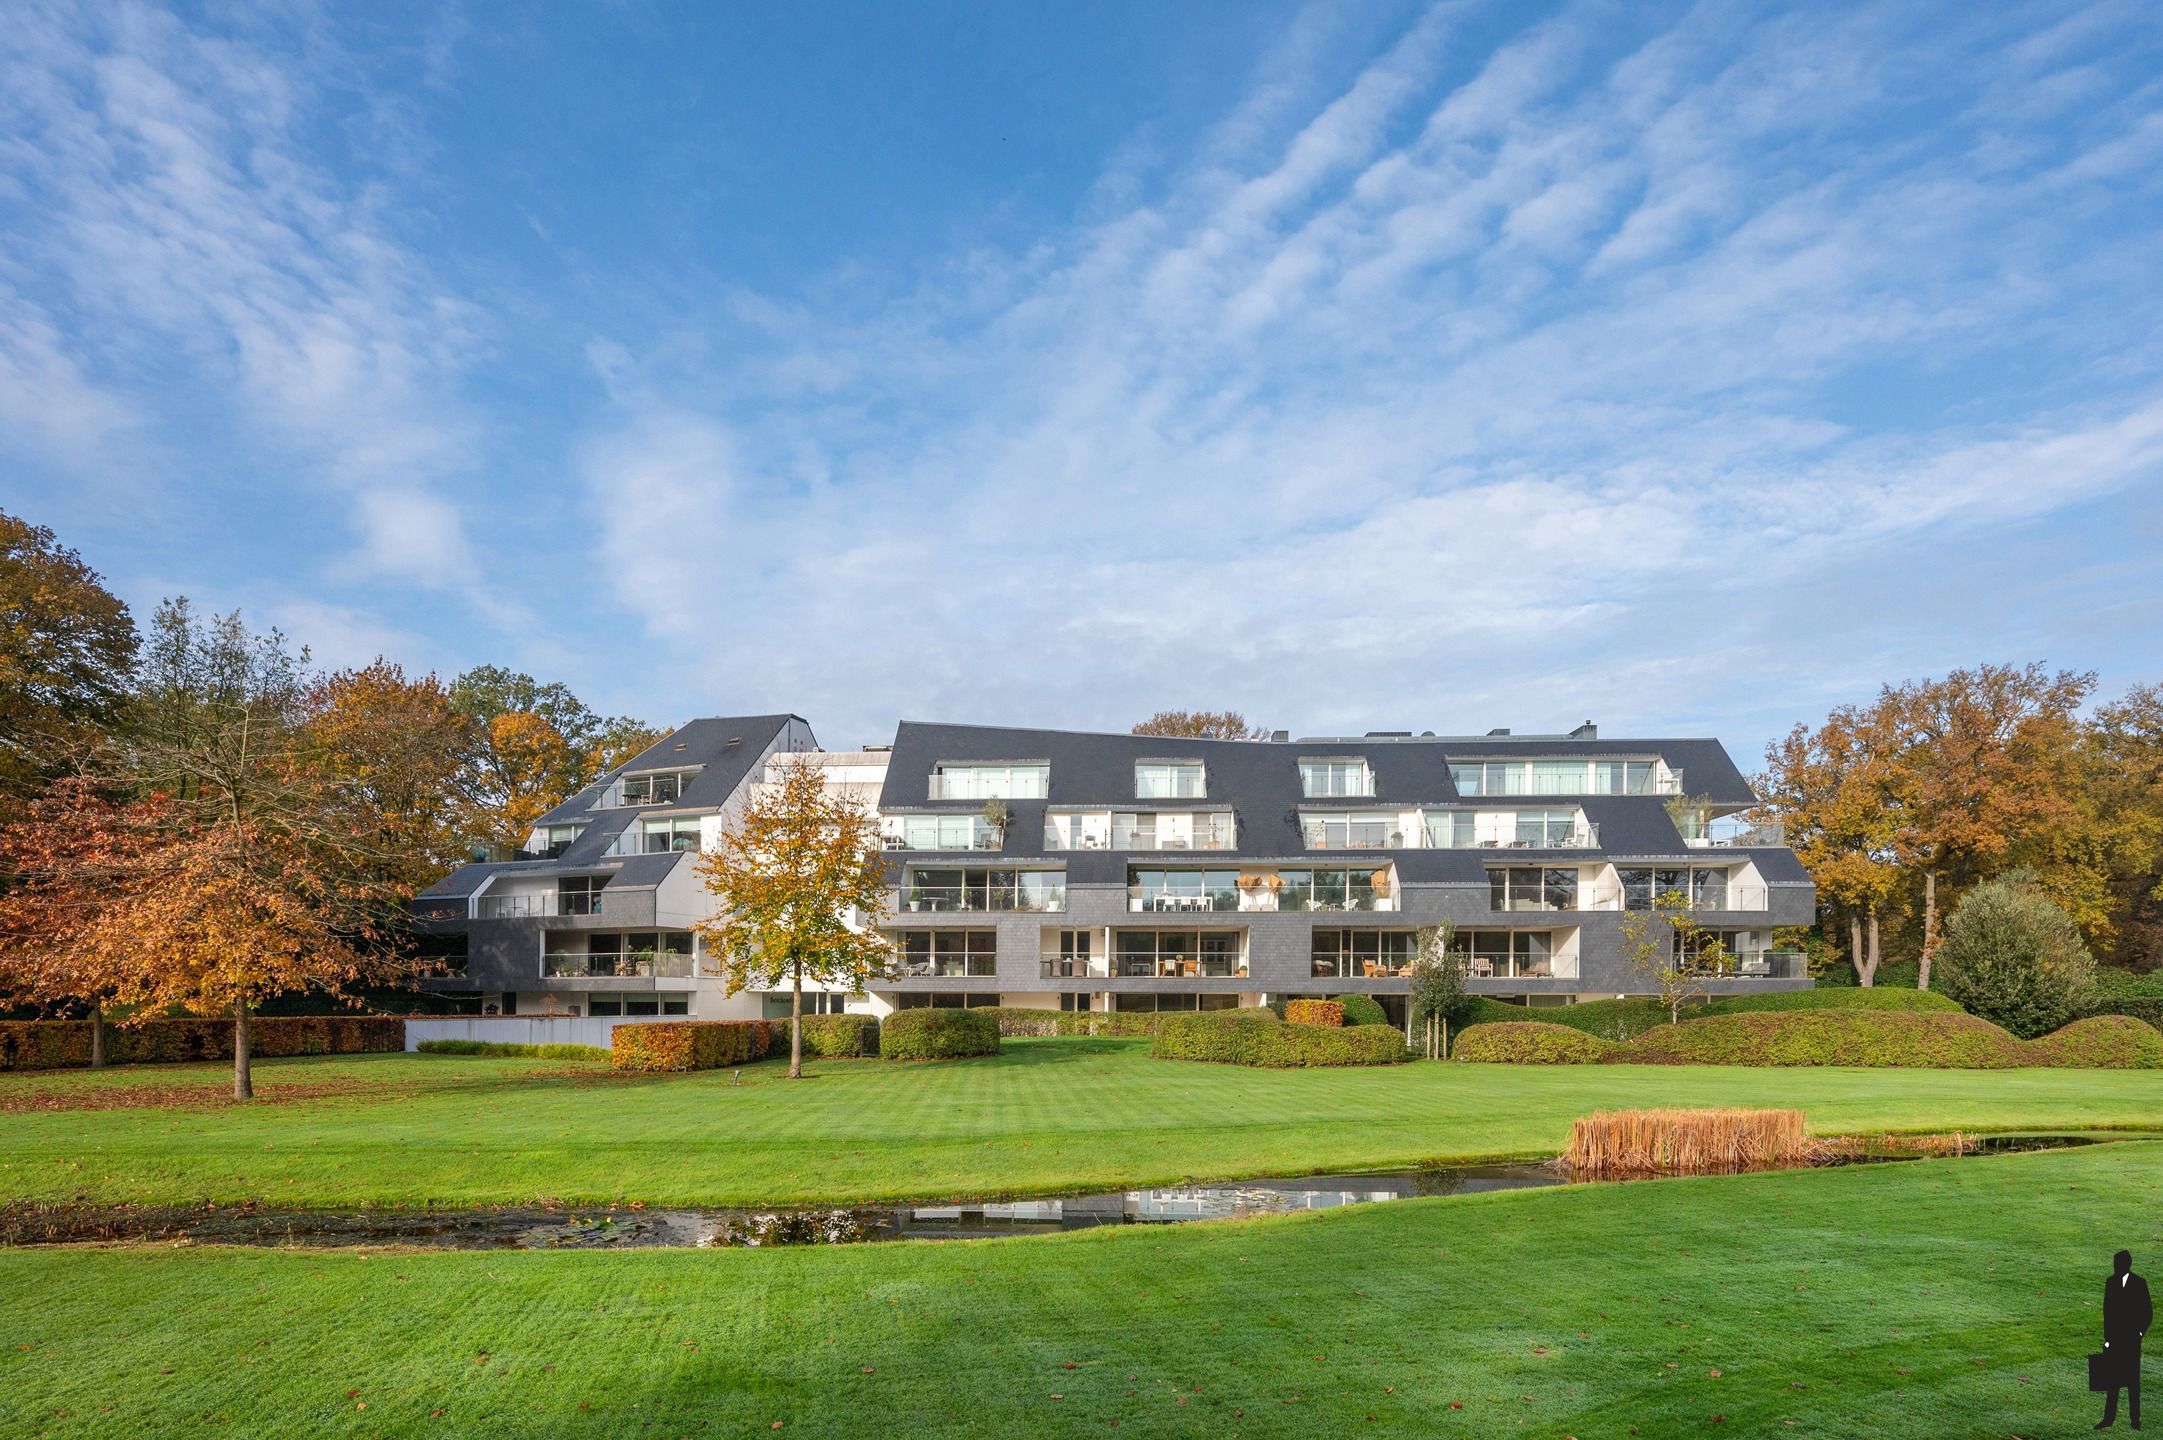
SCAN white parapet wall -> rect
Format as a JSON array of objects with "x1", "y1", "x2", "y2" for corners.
[{"x1": 404, "y1": 1015, "x2": 686, "y2": 1052}]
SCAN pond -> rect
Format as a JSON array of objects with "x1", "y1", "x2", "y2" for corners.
[{"x1": 0, "y1": 1134, "x2": 2126, "y2": 1251}]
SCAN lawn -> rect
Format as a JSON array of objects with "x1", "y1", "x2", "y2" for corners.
[
  {"x1": 3, "y1": 1139, "x2": 2155, "y2": 1438},
  {"x1": 2, "y1": 1038, "x2": 2161, "y2": 1208}
]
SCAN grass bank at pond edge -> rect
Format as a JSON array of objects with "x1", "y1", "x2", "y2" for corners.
[{"x1": 1, "y1": 1142, "x2": 2151, "y2": 1439}]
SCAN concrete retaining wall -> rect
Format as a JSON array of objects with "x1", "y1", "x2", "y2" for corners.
[{"x1": 403, "y1": 1016, "x2": 684, "y2": 1052}]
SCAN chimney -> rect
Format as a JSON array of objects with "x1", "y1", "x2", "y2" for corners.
[
  {"x1": 1270, "y1": 729, "x2": 1289, "y2": 743},
  {"x1": 1570, "y1": 721, "x2": 1597, "y2": 740}
]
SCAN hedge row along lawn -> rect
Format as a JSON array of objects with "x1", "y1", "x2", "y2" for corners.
[
  {"x1": 1, "y1": 1141, "x2": 2152, "y2": 1438},
  {"x1": 2, "y1": 1039, "x2": 2161, "y2": 1208},
  {"x1": 1451, "y1": 1011, "x2": 2163, "y2": 1068},
  {"x1": 1456, "y1": 984, "x2": 1964, "y2": 1042}
]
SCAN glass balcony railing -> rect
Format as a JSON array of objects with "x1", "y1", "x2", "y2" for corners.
[
  {"x1": 476, "y1": 891, "x2": 609, "y2": 920},
  {"x1": 1039, "y1": 954, "x2": 1110, "y2": 979},
  {"x1": 541, "y1": 952, "x2": 695, "y2": 979},
  {"x1": 1683, "y1": 949, "x2": 1806, "y2": 979},
  {"x1": 900, "y1": 884, "x2": 1066, "y2": 913}
]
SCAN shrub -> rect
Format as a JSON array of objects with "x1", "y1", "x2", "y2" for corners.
[
  {"x1": 415, "y1": 1039, "x2": 609, "y2": 1060},
  {"x1": 1330, "y1": 994, "x2": 1389, "y2": 1028},
  {"x1": 1451, "y1": 1021, "x2": 1614, "y2": 1064},
  {"x1": 610, "y1": 1020, "x2": 774, "y2": 1073},
  {"x1": 1284, "y1": 999, "x2": 1344, "y2": 1028},
  {"x1": 795, "y1": 1013, "x2": 880, "y2": 1058},
  {"x1": 1451, "y1": 988, "x2": 1967, "y2": 1049},
  {"x1": 1932, "y1": 875, "x2": 2096, "y2": 1037},
  {"x1": 979, "y1": 1008, "x2": 1165, "y2": 1038},
  {"x1": 1618, "y1": 1010, "x2": 2030, "y2": 1068},
  {"x1": 2085, "y1": 995, "x2": 2163, "y2": 1033},
  {"x1": 1152, "y1": 1011, "x2": 1408, "y2": 1067},
  {"x1": 878, "y1": 1008, "x2": 1000, "y2": 1060},
  {"x1": 2025, "y1": 1015, "x2": 2163, "y2": 1069},
  {"x1": 0, "y1": 1016, "x2": 404, "y2": 1071}
]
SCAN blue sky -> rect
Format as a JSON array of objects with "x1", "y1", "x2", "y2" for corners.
[{"x1": 4, "y1": 1, "x2": 2162, "y2": 762}]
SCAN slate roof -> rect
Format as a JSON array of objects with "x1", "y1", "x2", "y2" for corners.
[{"x1": 875, "y1": 721, "x2": 1761, "y2": 865}]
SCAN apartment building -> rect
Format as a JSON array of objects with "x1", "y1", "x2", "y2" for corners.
[{"x1": 411, "y1": 715, "x2": 1816, "y2": 1021}]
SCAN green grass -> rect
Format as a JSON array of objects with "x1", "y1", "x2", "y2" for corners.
[
  {"x1": 4, "y1": 1039, "x2": 2161, "y2": 1208},
  {"x1": 2, "y1": 1140, "x2": 2156, "y2": 1438}
]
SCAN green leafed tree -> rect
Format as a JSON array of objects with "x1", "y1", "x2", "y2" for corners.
[
  {"x1": 1407, "y1": 922, "x2": 1475, "y2": 1057},
  {"x1": 0, "y1": 509, "x2": 138, "y2": 799},
  {"x1": 692, "y1": 756, "x2": 896, "y2": 1078},
  {"x1": 1932, "y1": 871, "x2": 2096, "y2": 1037}
]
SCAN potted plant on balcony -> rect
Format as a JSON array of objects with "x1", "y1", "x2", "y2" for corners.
[{"x1": 980, "y1": 797, "x2": 1009, "y2": 846}]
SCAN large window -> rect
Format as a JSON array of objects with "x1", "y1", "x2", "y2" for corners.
[
  {"x1": 1300, "y1": 759, "x2": 1374, "y2": 797},
  {"x1": 931, "y1": 763, "x2": 1049, "y2": 800},
  {"x1": 1114, "y1": 930, "x2": 1244, "y2": 978},
  {"x1": 1311, "y1": 929, "x2": 1417, "y2": 978},
  {"x1": 543, "y1": 931, "x2": 694, "y2": 978},
  {"x1": 895, "y1": 992, "x2": 999, "y2": 1009},
  {"x1": 1450, "y1": 759, "x2": 1669, "y2": 796},
  {"x1": 1615, "y1": 867, "x2": 1739, "y2": 911},
  {"x1": 618, "y1": 769, "x2": 698, "y2": 806},
  {"x1": 1279, "y1": 867, "x2": 1391, "y2": 912},
  {"x1": 1041, "y1": 929, "x2": 1099, "y2": 979},
  {"x1": 1105, "y1": 812, "x2": 1236, "y2": 850},
  {"x1": 1488, "y1": 866, "x2": 1580, "y2": 911},
  {"x1": 888, "y1": 813, "x2": 1002, "y2": 850},
  {"x1": 1129, "y1": 868, "x2": 1240, "y2": 913},
  {"x1": 557, "y1": 875, "x2": 604, "y2": 916},
  {"x1": 904, "y1": 868, "x2": 1065, "y2": 912},
  {"x1": 1299, "y1": 811, "x2": 1399, "y2": 849},
  {"x1": 587, "y1": 995, "x2": 689, "y2": 1017},
  {"x1": 1135, "y1": 762, "x2": 1205, "y2": 799},
  {"x1": 1462, "y1": 930, "x2": 1555, "y2": 978},
  {"x1": 899, "y1": 931, "x2": 997, "y2": 978}
]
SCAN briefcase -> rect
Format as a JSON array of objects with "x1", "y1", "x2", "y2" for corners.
[{"x1": 2090, "y1": 1351, "x2": 2112, "y2": 1392}]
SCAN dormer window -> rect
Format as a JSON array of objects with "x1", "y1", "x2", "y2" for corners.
[
  {"x1": 1299, "y1": 758, "x2": 1373, "y2": 798},
  {"x1": 1135, "y1": 761, "x2": 1205, "y2": 800},
  {"x1": 619, "y1": 768, "x2": 700, "y2": 806},
  {"x1": 931, "y1": 763, "x2": 1049, "y2": 800}
]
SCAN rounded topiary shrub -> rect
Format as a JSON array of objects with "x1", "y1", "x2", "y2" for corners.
[
  {"x1": 877, "y1": 1008, "x2": 1000, "y2": 1060},
  {"x1": 1152, "y1": 1010, "x2": 1407, "y2": 1067},
  {"x1": 1330, "y1": 994, "x2": 1389, "y2": 1028},
  {"x1": 795, "y1": 1013, "x2": 880, "y2": 1058},
  {"x1": 1284, "y1": 999, "x2": 1344, "y2": 1028},
  {"x1": 1932, "y1": 875, "x2": 2097, "y2": 1037},
  {"x1": 2025, "y1": 1015, "x2": 2163, "y2": 1069},
  {"x1": 1618, "y1": 1010, "x2": 2029, "y2": 1069},
  {"x1": 1451, "y1": 1021, "x2": 1614, "y2": 1064}
]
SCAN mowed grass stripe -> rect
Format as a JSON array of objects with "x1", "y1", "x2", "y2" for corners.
[
  {"x1": 0, "y1": 1141, "x2": 2151, "y2": 1438},
  {"x1": 1, "y1": 1038, "x2": 2160, "y2": 1207}
]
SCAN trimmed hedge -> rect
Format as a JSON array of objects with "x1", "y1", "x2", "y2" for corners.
[
  {"x1": 2083, "y1": 996, "x2": 2163, "y2": 1033},
  {"x1": 1330, "y1": 994, "x2": 1390, "y2": 1028},
  {"x1": 1452, "y1": 1008, "x2": 2163, "y2": 1070},
  {"x1": 0, "y1": 1016, "x2": 405, "y2": 1072},
  {"x1": 1284, "y1": 999, "x2": 1344, "y2": 1028},
  {"x1": 610, "y1": 1020, "x2": 774, "y2": 1074},
  {"x1": 1453, "y1": 986, "x2": 1966, "y2": 1048},
  {"x1": 1153, "y1": 1011, "x2": 1409, "y2": 1068},
  {"x1": 1621, "y1": 1010, "x2": 2029, "y2": 1068},
  {"x1": 980, "y1": 1008, "x2": 1165, "y2": 1038},
  {"x1": 1452, "y1": 1021, "x2": 1615, "y2": 1065},
  {"x1": 2025, "y1": 1014, "x2": 2163, "y2": 1069},
  {"x1": 878, "y1": 1008, "x2": 1001, "y2": 1060},
  {"x1": 415, "y1": 1039, "x2": 609, "y2": 1060},
  {"x1": 795, "y1": 1014, "x2": 881, "y2": 1058}
]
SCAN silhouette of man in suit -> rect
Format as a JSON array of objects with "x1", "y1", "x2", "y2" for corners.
[{"x1": 2100, "y1": 1249, "x2": 2152, "y2": 1430}]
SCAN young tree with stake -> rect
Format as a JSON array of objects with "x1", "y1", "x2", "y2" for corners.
[{"x1": 693, "y1": 757, "x2": 895, "y2": 1079}]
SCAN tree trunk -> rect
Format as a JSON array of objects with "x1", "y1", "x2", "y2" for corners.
[
  {"x1": 232, "y1": 998, "x2": 253, "y2": 1101},
  {"x1": 788, "y1": 962, "x2": 803, "y2": 1080},
  {"x1": 1849, "y1": 909, "x2": 1875, "y2": 987},
  {"x1": 89, "y1": 1004, "x2": 106, "y2": 1069},
  {"x1": 1867, "y1": 906, "x2": 1882, "y2": 989},
  {"x1": 1917, "y1": 870, "x2": 1937, "y2": 991}
]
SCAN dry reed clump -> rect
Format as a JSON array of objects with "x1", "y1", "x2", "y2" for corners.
[{"x1": 1565, "y1": 1107, "x2": 1809, "y2": 1178}]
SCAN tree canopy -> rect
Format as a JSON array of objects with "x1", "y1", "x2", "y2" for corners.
[{"x1": 1131, "y1": 710, "x2": 1269, "y2": 740}]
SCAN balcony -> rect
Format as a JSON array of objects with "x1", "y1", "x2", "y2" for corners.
[
  {"x1": 900, "y1": 879, "x2": 1066, "y2": 913},
  {"x1": 1039, "y1": 954, "x2": 1110, "y2": 979},
  {"x1": 1692, "y1": 821, "x2": 1788, "y2": 849},
  {"x1": 889, "y1": 957, "x2": 998, "y2": 979},
  {"x1": 1114, "y1": 955, "x2": 1249, "y2": 979},
  {"x1": 541, "y1": 951, "x2": 695, "y2": 980},
  {"x1": 882, "y1": 818, "x2": 1004, "y2": 851},
  {"x1": 1583, "y1": 885, "x2": 1771, "y2": 913},
  {"x1": 1684, "y1": 949, "x2": 1807, "y2": 980}
]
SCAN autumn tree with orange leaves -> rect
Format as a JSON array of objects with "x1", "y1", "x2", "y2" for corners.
[
  {"x1": 693, "y1": 757, "x2": 894, "y2": 1079},
  {"x1": 0, "y1": 602, "x2": 415, "y2": 1097},
  {"x1": 448, "y1": 665, "x2": 659, "y2": 853}
]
